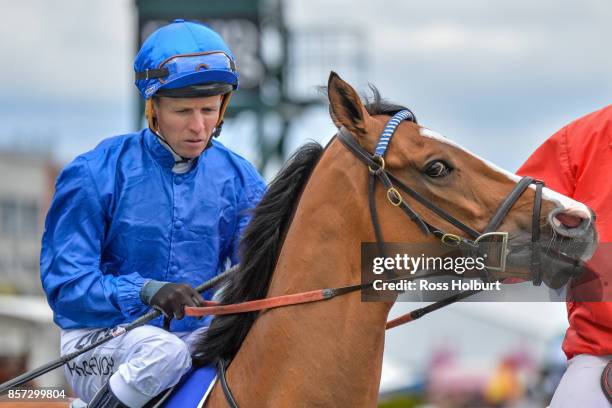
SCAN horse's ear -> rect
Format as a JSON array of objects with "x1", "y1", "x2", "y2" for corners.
[{"x1": 328, "y1": 72, "x2": 370, "y2": 137}]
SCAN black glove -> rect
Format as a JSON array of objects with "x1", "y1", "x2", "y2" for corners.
[{"x1": 140, "y1": 280, "x2": 204, "y2": 320}]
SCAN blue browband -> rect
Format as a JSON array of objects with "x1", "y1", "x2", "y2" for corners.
[{"x1": 374, "y1": 110, "x2": 415, "y2": 157}]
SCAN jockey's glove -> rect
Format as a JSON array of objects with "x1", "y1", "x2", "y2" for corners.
[{"x1": 140, "y1": 280, "x2": 205, "y2": 320}]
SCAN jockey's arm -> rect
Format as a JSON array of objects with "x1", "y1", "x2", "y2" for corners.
[{"x1": 41, "y1": 156, "x2": 149, "y2": 327}]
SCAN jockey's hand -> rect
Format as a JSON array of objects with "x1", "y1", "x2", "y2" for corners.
[{"x1": 140, "y1": 281, "x2": 204, "y2": 320}]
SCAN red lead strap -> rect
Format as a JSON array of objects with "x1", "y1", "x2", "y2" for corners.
[
  {"x1": 185, "y1": 286, "x2": 483, "y2": 330},
  {"x1": 185, "y1": 289, "x2": 329, "y2": 317}
]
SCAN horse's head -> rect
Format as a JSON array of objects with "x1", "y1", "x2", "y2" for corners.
[{"x1": 327, "y1": 72, "x2": 597, "y2": 287}]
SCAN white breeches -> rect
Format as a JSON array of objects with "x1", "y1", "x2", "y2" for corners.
[
  {"x1": 60, "y1": 325, "x2": 206, "y2": 403},
  {"x1": 549, "y1": 354, "x2": 611, "y2": 408}
]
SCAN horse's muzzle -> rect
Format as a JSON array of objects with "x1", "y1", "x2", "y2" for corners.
[{"x1": 549, "y1": 206, "x2": 595, "y2": 239}]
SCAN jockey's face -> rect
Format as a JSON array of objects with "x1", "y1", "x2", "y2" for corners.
[{"x1": 154, "y1": 95, "x2": 222, "y2": 158}]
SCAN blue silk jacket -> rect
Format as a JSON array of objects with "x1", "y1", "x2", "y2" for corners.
[{"x1": 40, "y1": 129, "x2": 265, "y2": 331}]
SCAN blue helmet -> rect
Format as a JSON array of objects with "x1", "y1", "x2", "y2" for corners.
[{"x1": 134, "y1": 19, "x2": 239, "y2": 99}]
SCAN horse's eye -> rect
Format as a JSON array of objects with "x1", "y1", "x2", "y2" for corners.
[{"x1": 424, "y1": 160, "x2": 452, "y2": 178}]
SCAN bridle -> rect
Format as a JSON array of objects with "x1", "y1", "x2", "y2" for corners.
[
  {"x1": 336, "y1": 110, "x2": 545, "y2": 284},
  {"x1": 192, "y1": 110, "x2": 547, "y2": 407}
]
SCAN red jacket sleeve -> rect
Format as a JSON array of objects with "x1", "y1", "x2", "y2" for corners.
[{"x1": 516, "y1": 126, "x2": 576, "y2": 196}]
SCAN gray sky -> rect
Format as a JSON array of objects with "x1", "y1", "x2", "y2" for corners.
[
  {"x1": 1, "y1": 0, "x2": 610, "y2": 169},
  {"x1": 1, "y1": 0, "x2": 610, "y2": 391},
  {"x1": 288, "y1": 0, "x2": 612, "y2": 170}
]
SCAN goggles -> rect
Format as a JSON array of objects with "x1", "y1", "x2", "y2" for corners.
[{"x1": 135, "y1": 51, "x2": 237, "y2": 83}]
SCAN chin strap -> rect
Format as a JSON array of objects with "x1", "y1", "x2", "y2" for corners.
[{"x1": 152, "y1": 132, "x2": 194, "y2": 164}]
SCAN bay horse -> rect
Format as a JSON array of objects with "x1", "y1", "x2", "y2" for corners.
[
  {"x1": 165, "y1": 72, "x2": 597, "y2": 407},
  {"x1": 38, "y1": 73, "x2": 594, "y2": 408}
]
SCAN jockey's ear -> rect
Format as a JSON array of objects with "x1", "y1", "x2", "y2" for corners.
[{"x1": 327, "y1": 72, "x2": 371, "y2": 137}]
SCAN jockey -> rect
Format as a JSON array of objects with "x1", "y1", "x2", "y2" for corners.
[
  {"x1": 40, "y1": 20, "x2": 266, "y2": 408},
  {"x1": 517, "y1": 105, "x2": 612, "y2": 407}
]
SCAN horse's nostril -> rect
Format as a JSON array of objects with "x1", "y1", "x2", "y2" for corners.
[{"x1": 555, "y1": 212, "x2": 584, "y2": 229}]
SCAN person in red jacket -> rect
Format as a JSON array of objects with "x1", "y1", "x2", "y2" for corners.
[{"x1": 517, "y1": 105, "x2": 612, "y2": 407}]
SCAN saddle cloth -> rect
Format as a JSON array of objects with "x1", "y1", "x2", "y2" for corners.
[{"x1": 163, "y1": 364, "x2": 217, "y2": 408}]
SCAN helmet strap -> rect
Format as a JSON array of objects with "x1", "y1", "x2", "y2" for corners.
[
  {"x1": 145, "y1": 99, "x2": 158, "y2": 133},
  {"x1": 153, "y1": 132, "x2": 193, "y2": 164},
  {"x1": 214, "y1": 92, "x2": 232, "y2": 138},
  {"x1": 211, "y1": 121, "x2": 224, "y2": 138}
]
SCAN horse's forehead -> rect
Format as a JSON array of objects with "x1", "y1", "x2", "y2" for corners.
[
  {"x1": 419, "y1": 125, "x2": 509, "y2": 171},
  {"x1": 417, "y1": 126, "x2": 591, "y2": 215},
  {"x1": 418, "y1": 126, "x2": 523, "y2": 186},
  {"x1": 418, "y1": 127, "x2": 465, "y2": 151}
]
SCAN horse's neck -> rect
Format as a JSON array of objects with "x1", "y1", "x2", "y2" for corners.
[{"x1": 209, "y1": 148, "x2": 393, "y2": 407}]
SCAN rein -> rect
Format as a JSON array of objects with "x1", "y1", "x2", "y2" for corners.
[{"x1": 185, "y1": 275, "x2": 462, "y2": 328}]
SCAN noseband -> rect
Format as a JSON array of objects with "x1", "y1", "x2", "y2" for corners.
[{"x1": 337, "y1": 110, "x2": 545, "y2": 284}]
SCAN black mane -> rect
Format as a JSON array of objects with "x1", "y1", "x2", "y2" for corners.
[
  {"x1": 192, "y1": 142, "x2": 324, "y2": 365},
  {"x1": 192, "y1": 85, "x2": 410, "y2": 366},
  {"x1": 363, "y1": 84, "x2": 414, "y2": 120}
]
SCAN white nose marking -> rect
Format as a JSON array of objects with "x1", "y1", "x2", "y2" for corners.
[{"x1": 541, "y1": 187, "x2": 591, "y2": 221}]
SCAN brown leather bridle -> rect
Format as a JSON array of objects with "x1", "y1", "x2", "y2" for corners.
[{"x1": 336, "y1": 124, "x2": 545, "y2": 284}]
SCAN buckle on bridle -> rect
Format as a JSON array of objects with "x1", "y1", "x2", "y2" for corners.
[
  {"x1": 368, "y1": 155, "x2": 385, "y2": 175},
  {"x1": 441, "y1": 233, "x2": 463, "y2": 246},
  {"x1": 386, "y1": 187, "x2": 403, "y2": 206},
  {"x1": 474, "y1": 232, "x2": 509, "y2": 271}
]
